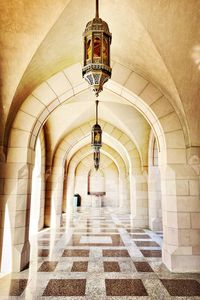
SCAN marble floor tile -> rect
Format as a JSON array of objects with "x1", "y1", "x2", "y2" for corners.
[
  {"x1": 71, "y1": 261, "x2": 88, "y2": 272},
  {"x1": 118, "y1": 260, "x2": 136, "y2": 273},
  {"x1": 38, "y1": 261, "x2": 58, "y2": 272},
  {"x1": 85, "y1": 278, "x2": 106, "y2": 297},
  {"x1": 88, "y1": 261, "x2": 104, "y2": 272},
  {"x1": 134, "y1": 261, "x2": 154, "y2": 272},
  {"x1": 126, "y1": 229, "x2": 145, "y2": 233},
  {"x1": 38, "y1": 249, "x2": 49, "y2": 257},
  {"x1": 103, "y1": 249, "x2": 130, "y2": 257},
  {"x1": 160, "y1": 279, "x2": 200, "y2": 296},
  {"x1": 140, "y1": 250, "x2": 162, "y2": 257},
  {"x1": 42, "y1": 279, "x2": 86, "y2": 296},
  {"x1": 80, "y1": 236, "x2": 112, "y2": 244},
  {"x1": 62, "y1": 249, "x2": 90, "y2": 257},
  {"x1": 0, "y1": 207, "x2": 199, "y2": 299},
  {"x1": 130, "y1": 234, "x2": 151, "y2": 239},
  {"x1": 105, "y1": 279, "x2": 148, "y2": 296},
  {"x1": 103, "y1": 261, "x2": 120, "y2": 272},
  {"x1": 135, "y1": 240, "x2": 160, "y2": 247},
  {"x1": 55, "y1": 261, "x2": 73, "y2": 272}
]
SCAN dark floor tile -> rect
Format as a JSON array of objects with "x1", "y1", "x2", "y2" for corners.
[
  {"x1": 161, "y1": 279, "x2": 200, "y2": 296},
  {"x1": 58, "y1": 228, "x2": 66, "y2": 232},
  {"x1": 111, "y1": 234, "x2": 124, "y2": 246},
  {"x1": 71, "y1": 261, "x2": 88, "y2": 272},
  {"x1": 131, "y1": 234, "x2": 151, "y2": 239},
  {"x1": 134, "y1": 261, "x2": 154, "y2": 272},
  {"x1": 103, "y1": 249, "x2": 130, "y2": 257},
  {"x1": 116, "y1": 224, "x2": 125, "y2": 228},
  {"x1": 43, "y1": 279, "x2": 86, "y2": 296},
  {"x1": 99, "y1": 224, "x2": 117, "y2": 228},
  {"x1": 135, "y1": 241, "x2": 160, "y2": 247},
  {"x1": 105, "y1": 279, "x2": 148, "y2": 296},
  {"x1": 126, "y1": 229, "x2": 145, "y2": 233},
  {"x1": 74, "y1": 229, "x2": 92, "y2": 233},
  {"x1": 140, "y1": 250, "x2": 162, "y2": 257},
  {"x1": 62, "y1": 249, "x2": 89, "y2": 257},
  {"x1": 38, "y1": 249, "x2": 49, "y2": 257},
  {"x1": 8, "y1": 279, "x2": 28, "y2": 296},
  {"x1": 99, "y1": 229, "x2": 119, "y2": 233},
  {"x1": 104, "y1": 261, "x2": 120, "y2": 272},
  {"x1": 38, "y1": 261, "x2": 58, "y2": 272},
  {"x1": 38, "y1": 240, "x2": 50, "y2": 246}
]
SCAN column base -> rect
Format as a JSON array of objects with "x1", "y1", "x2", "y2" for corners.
[
  {"x1": 149, "y1": 217, "x2": 163, "y2": 231},
  {"x1": 92, "y1": 196, "x2": 102, "y2": 208},
  {"x1": 163, "y1": 246, "x2": 200, "y2": 273},
  {"x1": 131, "y1": 217, "x2": 148, "y2": 228},
  {"x1": 1, "y1": 241, "x2": 30, "y2": 273}
]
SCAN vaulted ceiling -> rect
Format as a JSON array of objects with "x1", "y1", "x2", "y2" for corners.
[{"x1": 0, "y1": 0, "x2": 199, "y2": 149}]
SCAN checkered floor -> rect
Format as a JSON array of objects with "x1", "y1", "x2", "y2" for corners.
[{"x1": 0, "y1": 207, "x2": 200, "y2": 299}]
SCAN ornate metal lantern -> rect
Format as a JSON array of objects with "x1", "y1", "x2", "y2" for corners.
[
  {"x1": 92, "y1": 100, "x2": 102, "y2": 170},
  {"x1": 82, "y1": 0, "x2": 112, "y2": 97},
  {"x1": 91, "y1": 100, "x2": 102, "y2": 151},
  {"x1": 94, "y1": 150, "x2": 100, "y2": 171}
]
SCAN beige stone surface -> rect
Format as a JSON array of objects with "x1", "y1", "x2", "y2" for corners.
[{"x1": 0, "y1": 0, "x2": 200, "y2": 274}]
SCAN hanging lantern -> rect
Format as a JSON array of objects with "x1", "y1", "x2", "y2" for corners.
[
  {"x1": 91, "y1": 100, "x2": 102, "y2": 151},
  {"x1": 82, "y1": 0, "x2": 112, "y2": 97},
  {"x1": 94, "y1": 150, "x2": 100, "y2": 171}
]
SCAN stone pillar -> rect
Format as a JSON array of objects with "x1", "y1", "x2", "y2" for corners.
[
  {"x1": 148, "y1": 166, "x2": 162, "y2": 231},
  {"x1": 119, "y1": 174, "x2": 130, "y2": 211},
  {"x1": 92, "y1": 195, "x2": 102, "y2": 207},
  {"x1": 62, "y1": 172, "x2": 67, "y2": 213},
  {"x1": 131, "y1": 171, "x2": 148, "y2": 228},
  {"x1": 0, "y1": 161, "x2": 32, "y2": 272},
  {"x1": 50, "y1": 166, "x2": 64, "y2": 228},
  {"x1": 66, "y1": 170, "x2": 75, "y2": 212},
  {"x1": 44, "y1": 168, "x2": 52, "y2": 227},
  {"x1": 162, "y1": 163, "x2": 200, "y2": 272}
]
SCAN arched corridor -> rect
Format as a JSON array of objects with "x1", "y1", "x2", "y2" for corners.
[{"x1": 0, "y1": 0, "x2": 200, "y2": 298}]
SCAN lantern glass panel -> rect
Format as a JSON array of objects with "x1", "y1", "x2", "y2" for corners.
[
  {"x1": 86, "y1": 37, "x2": 92, "y2": 61},
  {"x1": 93, "y1": 36, "x2": 101, "y2": 58},
  {"x1": 103, "y1": 36, "x2": 109, "y2": 65},
  {"x1": 94, "y1": 131, "x2": 101, "y2": 144}
]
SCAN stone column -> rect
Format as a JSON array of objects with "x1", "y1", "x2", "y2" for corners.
[
  {"x1": 62, "y1": 172, "x2": 67, "y2": 213},
  {"x1": 0, "y1": 161, "x2": 32, "y2": 272},
  {"x1": 162, "y1": 163, "x2": 200, "y2": 272},
  {"x1": 66, "y1": 170, "x2": 75, "y2": 212},
  {"x1": 131, "y1": 171, "x2": 148, "y2": 228},
  {"x1": 119, "y1": 174, "x2": 130, "y2": 211},
  {"x1": 50, "y1": 166, "x2": 64, "y2": 228},
  {"x1": 148, "y1": 166, "x2": 162, "y2": 231}
]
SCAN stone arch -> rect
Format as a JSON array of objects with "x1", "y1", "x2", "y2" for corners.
[
  {"x1": 74, "y1": 152, "x2": 119, "y2": 208},
  {"x1": 1, "y1": 62, "x2": 198, "y2": 273},
  {"x1": 64, "y1": 144, "x2": 129, "y2": 214},
  {"x1": 47, "y1": 120, "x2": 148, "y2": 228},
  {"x1": 7, "y1": 62, "x2": 188, "y2": 165}
]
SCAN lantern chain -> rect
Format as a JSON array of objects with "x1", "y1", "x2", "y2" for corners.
[{"x1": 96, "y1": 0, "x2": 99, "y2": 18}]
